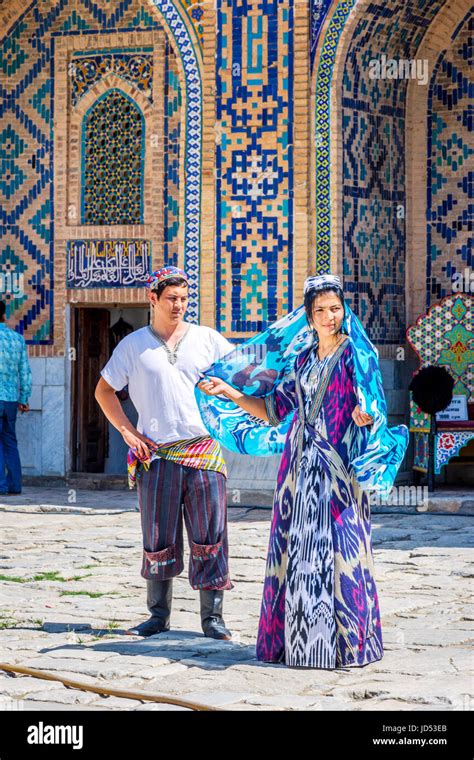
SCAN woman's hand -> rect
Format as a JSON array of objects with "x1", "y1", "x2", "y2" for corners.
[
  {"x1": 121, "y1": 428, "x2": 157, "y2": 458},
  {"x1": 198, "y1": 376, "x2": 268, "y2": 422},
  {"x1": 352, "y1": 405, "x2": 374, "y2": 427},
  {"x1": 198, "y1": 376, "x2": 241, "y2": 401}
]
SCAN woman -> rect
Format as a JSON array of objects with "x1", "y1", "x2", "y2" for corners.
[{"x1": 197, "y1": 274, "x2": 408, "y2": 668}]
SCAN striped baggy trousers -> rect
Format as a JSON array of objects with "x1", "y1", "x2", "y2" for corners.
[{"x1": 137, "y1": 457, "x2": 232, "y2": 590}]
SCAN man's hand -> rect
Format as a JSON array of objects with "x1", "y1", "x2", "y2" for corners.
[
  {"x1": 95, "y1": 377, "x2": 153, "y2": 455},
  {"x1": 121, "y1": 428, "x2": 157, "y2": 459},
  {"x1": 352, "y1": 404, "x2": 374, "y2": 427},
  {"x1": 18, "y1": 404, "x2": 29, "y2": 413}
]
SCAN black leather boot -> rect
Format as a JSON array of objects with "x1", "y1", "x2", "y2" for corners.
[
  {"x1": 200, "y1": 589, "x2": 232, "y2": 640},
  {"x1": 126, "y1": 578, "x2": 172, "y2": 636}
]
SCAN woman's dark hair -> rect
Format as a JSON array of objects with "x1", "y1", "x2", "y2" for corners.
[
  {"x1": 152, "y1": 276, "x2": 188, "y2": 300},
  {"x1": 0, "y1": 301, "x2": 6, "y2": 320},
  {"x1": 304, "y1": 284, "x2": 344, "y2": 327}
]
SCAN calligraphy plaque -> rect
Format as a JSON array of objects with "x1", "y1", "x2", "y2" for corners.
[{"x1": 67, "y1": 240, "x2": 151, "y2": 288}]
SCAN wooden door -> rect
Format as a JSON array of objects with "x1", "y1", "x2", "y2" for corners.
[{"x1": 73, "y1": 308, "x2": 109, "y2": 472}]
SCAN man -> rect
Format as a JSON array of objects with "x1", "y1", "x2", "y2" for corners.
[
  {"x1": 95, "y1": 267, "x2": 234, "y2": 639},
  {"x1": 0, "y1": 300, "x2": 32, "y2": 496}
]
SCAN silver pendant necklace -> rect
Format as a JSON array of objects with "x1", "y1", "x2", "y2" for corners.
[
  {"x1": 308, "y1": 334, "x2": 345, "y2": 383},
  {"x1": 316, "y1": 333, "x2": 345, "y2": 361},
  {"x1": 148, "y1": 324, "x2": 191, "y2": 365}
]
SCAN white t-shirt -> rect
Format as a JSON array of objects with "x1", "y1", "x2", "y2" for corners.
[{"x1": 101, "y1": 323, "x2": 234, "y2": 444}]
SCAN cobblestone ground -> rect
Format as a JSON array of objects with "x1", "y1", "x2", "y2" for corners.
[{"x1": 0, "y1": 490, "x2": 472, "y2": 712}]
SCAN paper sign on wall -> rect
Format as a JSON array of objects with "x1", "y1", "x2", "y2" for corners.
[{"x1": 436, "y1": 395, "x2": 468, "y2": 422}]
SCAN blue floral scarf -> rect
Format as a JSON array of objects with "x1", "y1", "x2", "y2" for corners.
[{"x1": 195, "y1": 285, "x2": 408, "y2": 494}]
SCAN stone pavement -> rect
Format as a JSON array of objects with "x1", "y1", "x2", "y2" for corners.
[{"x1": 0, "y1": 487, "x2": 473, "y2": 712}]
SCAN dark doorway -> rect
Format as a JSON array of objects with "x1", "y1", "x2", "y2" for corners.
[
  {"x1": 72, "y1": 308, "x2": 109, "y2": 472},
  {"x1": 71, "y1": 306, "x2": 148, "y2": 475}
]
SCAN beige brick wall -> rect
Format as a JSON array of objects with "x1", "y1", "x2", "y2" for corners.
[
  {"x1": 293, "y1": 0, "x2": 311, "y2": 307},
  {"x1": 0, "y1": 0, "x2": 24, "y2": 33},
  {"x1": 197, "y1": 0, "x2": 217, "y2": 328}
]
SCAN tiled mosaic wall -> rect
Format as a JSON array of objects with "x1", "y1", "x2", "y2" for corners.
[
  {"x1": 3, "y1": 0, "x2": 472, "y2": 352},
  {"x1": 81, "y1": 89, "x2": 145, "y2": 225},
  {"x1": 310, "y1": 0, "x2": 332, "y2": 72},
  {"x1": 338, "y1": 0, "x2": 446, "y2": 344},
  {"x1": 427, "y1": 8, "x2": 473, "y2": 305},
  {"x1": 0, "y1": 0, "x2": 193, "y2": 346},
  {"x1": 163, "y1": 39, "x2": 182, "y2": 267},
  {"x1": 1, "y1": 7, "x2": 54, "y2": 343},
  {"x1": 313, "y1": 0, "x2": 356, "y2": 276},
  {"x1": 215, "y1": 0, "x2": 296, "y2": 337},
  {"x1": 70, "y1": 49, "x2": 154, "y2": 106}
]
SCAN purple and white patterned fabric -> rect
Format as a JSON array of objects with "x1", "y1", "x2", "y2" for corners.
[{"x1": 257, "y1": 340, "x2": 383, "y2": 668}]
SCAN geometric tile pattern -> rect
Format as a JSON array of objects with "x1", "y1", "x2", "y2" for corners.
[
  {"x1": 29, "y1": 79, "x2": 52, "y2": 123},
  {"x1": 406, "y1": 294, "x2": 474, "y2": 402},
  {"x1": 1, "y1": 19, "x2": 28, "y2": 76},
  {"x1": 29, "y1": 199, "x2": 51, "y2": 243},
  {"x1": 180, "y1": 0, "x2": 204, "y2": 49},
  {"x1": 0, "y1": 124, "x2": 28, "y2": 200},
  {"x1": 310, "y1": 0, "x2": 332, "y2": 73},
  {"x1": 5, "y1": 0, "x2": 468, "y2": 348},
  {"x1": 215, "y1": 0, "x2": 294, "y2": 337},
  {"x1": 409, "y1": 395, "x2": 431, "y2": 434},
  {"x1": 338, "y1": 0, "x2": 446, "y2": 344},
  {"x1": 81, "y1": 89, "x2": 144, "y2": 225},
  {"x1": 313, "y1": 0, "x2": 357, "y2": 275},
  {"x1": 427, "y1": 9, "x2": 473, "y2": 305},
  {"x1": 1, "y1": 2, "x2": 53, "y2": 343},
  {"x1": 150, "y1": 0, "x2": 203, "y2": 322},
  {"x1": 314, "y1": 0, "x2": 446, "y2": 343},
  {"x1": 413, "y1": 431, "x2": 430, "y2": 471},
  {"x1": 70, "y1": 49, "x2": 153, "y2": 105},
  {"x1": 163, "y1": 39, "x2": 181, "y2": 267},
  {"x1": 407, "y1": 293, "x2": 474, "y2": 474},
  {"x1": 1, "y1": 0, "x2": 203, "y2": 342},
  {"x1": 0, "y1": 244, "x2": 28, "y2": 320}
]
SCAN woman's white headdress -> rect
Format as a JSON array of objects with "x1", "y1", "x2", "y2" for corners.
[{"x1": 303, "y1": 274, "x2": 342, "y2": 295}]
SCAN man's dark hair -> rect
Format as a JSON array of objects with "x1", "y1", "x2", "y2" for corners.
[
  {"x1": 152, "y1": 276, "x2": 188, "y2": 300},
  {"x1": 0, "y1": 301, "x2": 6, "y2": 320},
  {"x1": 304, "y1": 285, "x2": 344, "y2": 327}
]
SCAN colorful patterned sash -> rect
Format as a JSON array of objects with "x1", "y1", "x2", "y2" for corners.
[{"x1": 127, "y1": 436, "x2": 227, "y2": 489}]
